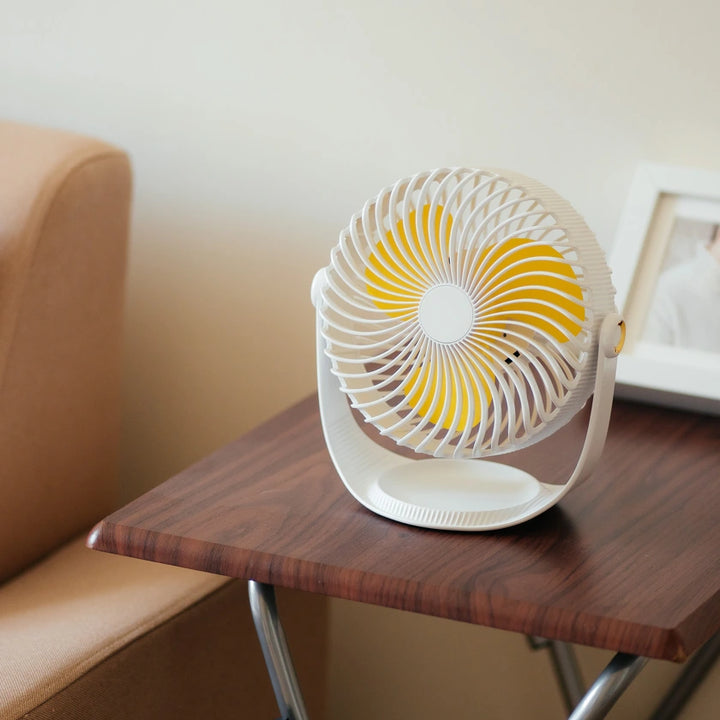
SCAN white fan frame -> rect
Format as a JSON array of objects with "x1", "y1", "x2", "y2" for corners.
[{"x1": 313, "y1": 269, "x2": 624, "y2": 531}]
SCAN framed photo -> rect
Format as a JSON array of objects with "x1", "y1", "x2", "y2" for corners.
[{"x1": 610, "y1": 163, "x2": 720, "y2": 415}]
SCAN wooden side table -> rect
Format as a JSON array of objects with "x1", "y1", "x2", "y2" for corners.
[{"x1": 88, "y1": 394, "x2": 720, "y2": 720}]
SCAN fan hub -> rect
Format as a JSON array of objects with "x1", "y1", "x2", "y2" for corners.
[{"x1": 418, "y1": 284, "x2": 474, "y2": 344}]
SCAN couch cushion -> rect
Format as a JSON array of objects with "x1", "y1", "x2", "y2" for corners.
[
  {"x1": 0, "y1": 535, "x2": 228, "y2": 719},
  {"x1": 17, "y1": 572, "x2": 327, "y2": 720}
]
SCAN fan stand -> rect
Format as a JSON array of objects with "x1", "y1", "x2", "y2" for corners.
[{"x1": 314, "y1": 276, "x2": 624, "y2": 531}]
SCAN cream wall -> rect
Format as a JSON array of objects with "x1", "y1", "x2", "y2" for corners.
[{"x1": 2, "y1": 1, "x2": 719, "y2": 718}]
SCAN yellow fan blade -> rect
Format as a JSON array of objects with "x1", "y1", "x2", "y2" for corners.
[{"x1": 366, "y1": 205, "x2": 452, "y2": 317}]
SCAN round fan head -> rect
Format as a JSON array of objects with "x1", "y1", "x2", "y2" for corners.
[
  {"x1": 320, "y1": 168, "x2": 615, "y2": 457},
  {"x1": 314, "y1": 167, "x2": 621, "y2": 530}
]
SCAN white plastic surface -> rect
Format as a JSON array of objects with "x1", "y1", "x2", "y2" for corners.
[
  {"x1": 319, "y1": 167, "x2": 617, "y2": 461},
  {"x1": 313, "y1": 167, "x2": 621, "y2": 530},
  {"x1": 372, "y1": 460, "x2": 541, "y2": 512},
  {"x1": 418, "y1": 284, "x2": 474, "y2": 343},
  {"x1": 315, "y1": 293, "x2": 622, "y2": 530}
]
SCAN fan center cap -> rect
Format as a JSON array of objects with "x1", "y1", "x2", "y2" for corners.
[{"x1": 419, "y1": 284, "x2": 474, "y2": 343}]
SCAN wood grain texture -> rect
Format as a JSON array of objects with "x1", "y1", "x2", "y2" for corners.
[{"x1": 88, "y1": 395, "x2": 720, "y2": 662}]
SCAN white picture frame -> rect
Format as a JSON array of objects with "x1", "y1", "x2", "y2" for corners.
[{"x1": 610, "y1": 163, "x2": 720, "y2": 415}]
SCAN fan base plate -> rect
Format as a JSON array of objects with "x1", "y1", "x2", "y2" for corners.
[{"x1": 360, "y1": 459, "x2": 551, "y2": 530}]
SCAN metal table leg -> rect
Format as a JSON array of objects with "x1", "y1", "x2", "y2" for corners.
[
  {"x1": 538, "y1": 632, "x2": 719, "y2": 720},
  {"x1": 648, "y1": 631, "x2": 720, "y2": 720},
  {"x1": 247, "y1": 587, "x2": 715, "y2": 720},
  {"x1": 568, "y1": 653, "x2": 649, "y2": 720},
  {"x1": 248, "y1": 581, "x2": 309, "y2": 720},
  {"x1": 529, "y1": 637, "x2": 586, "y2": 713},
  {"x1": 548, "y1": 641, "x2": 587, "y2": 712}
]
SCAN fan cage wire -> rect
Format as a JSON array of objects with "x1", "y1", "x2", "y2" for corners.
[
  {"x1": 322, "y1": 314, "x2": 584, "y2": 456},
  {"x1": 326, "y1": 277, "x2": 582, "y2": 445},
  {"x1": 320, "y1": 167, "x2": 614, "y2": 459}
]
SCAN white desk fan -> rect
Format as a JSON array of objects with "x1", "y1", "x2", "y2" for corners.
[{"x1": 312, "y1": 168, "x2": 625, "y2": 530}]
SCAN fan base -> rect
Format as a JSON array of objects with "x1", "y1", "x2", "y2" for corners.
[{"x1": 360, "y1": 459, "x2": 551, "y2": 530}]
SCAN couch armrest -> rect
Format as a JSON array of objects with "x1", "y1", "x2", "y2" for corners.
[{"x1": 0, "y1": 122, "x2": 131, "y2": 581}]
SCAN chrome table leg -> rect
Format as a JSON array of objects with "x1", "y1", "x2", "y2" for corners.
[
  {"x1": 648, "y1": 631, "x2": 720, "y2": 720},
  {"x1": 247, "y1": 585, "x2": 713, "y2": 720},
  {"x1": 548, "y1": 641, "x2": 586, "y2": 712},
  {"x1": 528, "y1": 637, "x2": 586, "y2": 713},
  {"x1": 248, "y1": 581, "x2": 309, "y2": 720},
  {"x1": 568, "y1": 653, "x2": 649, "y2": 720}
]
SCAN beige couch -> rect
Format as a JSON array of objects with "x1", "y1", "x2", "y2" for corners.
[{"x1": 0, "y1": 122, "x2": 326, "y2": 719}]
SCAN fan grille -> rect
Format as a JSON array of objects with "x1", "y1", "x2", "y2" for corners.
[{"x1": 320, "y1": 168, "x2": 614, "y2": 458}]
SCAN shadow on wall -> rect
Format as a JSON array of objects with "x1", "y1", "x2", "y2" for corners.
[{"x1": 119, "y1": 204, "x2": 334, "y2": 501}]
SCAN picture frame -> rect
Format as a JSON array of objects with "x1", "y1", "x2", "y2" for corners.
[{"x1": 610, "y1": 163, "x2": 720, "y2": 415}]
